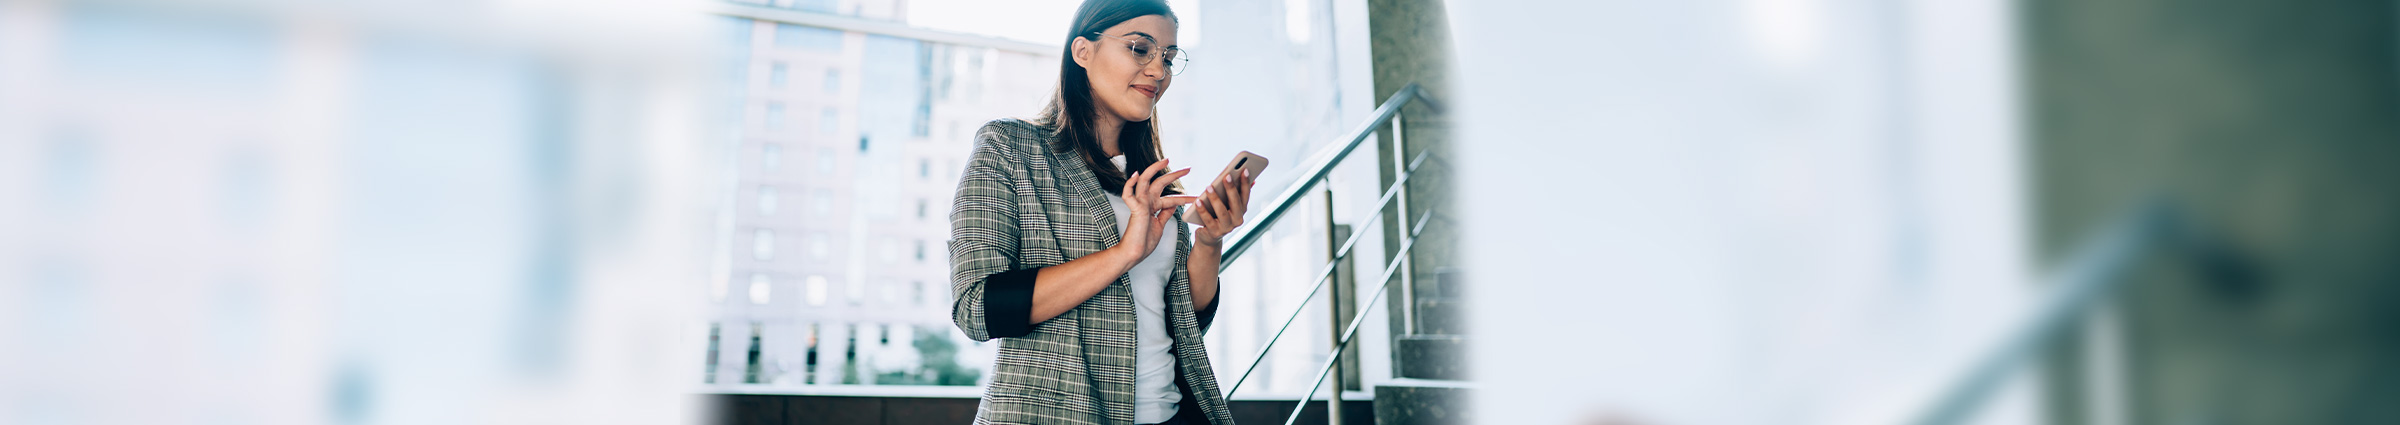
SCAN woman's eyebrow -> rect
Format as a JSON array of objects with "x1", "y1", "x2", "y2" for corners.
[{"x1": 1118, "y1": 31, "x2": 1175, "y2": 49}]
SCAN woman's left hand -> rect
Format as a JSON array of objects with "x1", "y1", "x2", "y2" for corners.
[{"x1": 1191, "y1": 168, "x2": 1256, "y2": 248}]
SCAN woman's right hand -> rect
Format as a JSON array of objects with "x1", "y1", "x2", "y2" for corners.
[{"x1": 1115, "y1": 159, "x2": 1195, "y2": 264}]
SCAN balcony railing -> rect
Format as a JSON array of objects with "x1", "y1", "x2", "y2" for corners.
[{"x1": 1215, "y1": 82, "x2": 1441, "y2": 425}]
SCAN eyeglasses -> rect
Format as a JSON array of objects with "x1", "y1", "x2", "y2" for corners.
[{"x1": 1091, "y1": 32, "x2": 1190, "y2": 76}]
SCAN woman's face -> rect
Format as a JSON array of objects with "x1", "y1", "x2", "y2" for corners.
[{"x1": 1074, "y1": 15, "x2": 1177, "y2": 123}]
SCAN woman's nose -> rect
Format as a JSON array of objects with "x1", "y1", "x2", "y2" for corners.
[{"x1": 1141, "y1": 58, "x2": 1169, "y2": 80}]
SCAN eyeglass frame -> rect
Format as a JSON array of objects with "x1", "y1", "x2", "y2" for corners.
[{"x1": 1088, "y1": 31, "x2": 1190, "y2": 76}]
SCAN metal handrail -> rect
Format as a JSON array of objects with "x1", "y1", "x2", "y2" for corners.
[
  {"x1": 1276, "y1": 209, "x2": 1437, "y2": 425},
  {"x1": 1202, "y1": 83, "x2": 1438, "y2": 425},
  {"x1": 1905, "y1": 200, "x2": 2184, "y2": 425},
  {"x1": 1222, "y1": 150, "x2": 1435, "y2": 399},
  {"x1": 1216, "y1": 83, "x2": 1433, "y2": 267}
]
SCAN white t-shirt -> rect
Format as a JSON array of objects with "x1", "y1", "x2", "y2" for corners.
[{"x1": 1106, "y1": 157, "x2": 1183, "y2": 423}]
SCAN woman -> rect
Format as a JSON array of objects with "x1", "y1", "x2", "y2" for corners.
[{"x1": 947, "y1": 1, "x2": 1254, "y2": 424}]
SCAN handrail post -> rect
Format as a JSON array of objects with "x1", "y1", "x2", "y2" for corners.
[
  {"x1": 1390, "y1": 112, "x2": 1415, "y2": 335},
  {"x1": 1322, "y1": 185, "x2": 1344, "y2": 425}
]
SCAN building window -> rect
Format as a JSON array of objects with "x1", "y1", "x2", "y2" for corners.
[
  {"x1": 820, "y1": 108, "x2": 840, "y2": 137},
  {"x1": 823, "y1": 68, "x2": 841, "y2": 94},
  {"x1": 914, "y1": 239, "x2": 926, "y2": 262},
  {"x1": 806, "y1": 275, "x2": 829, "y2": 306},
  {"x1": 768, "y1": 62, "x2": 788, "y2": 87},
  {"x1": 919, "y1": 158, "x2": 930, "y2": 179},
  {"x1": 813, "y1": 190, "x2": 833, "y2": 216},
  {"x1": 914, "y1": 280, "x2": 928, "y2": 307},
  {"x1": 916, "y1": 198, "x2": 928, "y2": 220},
  {"x1": 748, "y1": 273, "x2": 772, "y2": 305},
  {"x1": 809, "y1": 232, "x2": 828, "y2": 260},
  {"x1": 761, "y1": 144, "x2": 781, "y2": 170},
  {"x1": 752, "y1": 229, "x2": 774, "y2": 260},
  {"x1": 764, "y1": 102, "x2": 786, "y2": 130},
  {"x1": 757, "y1": 186, "x2": 778, "y2": 216},
  {"x1": 816, "y1": 148, "x2": 836, "y2": 176}
]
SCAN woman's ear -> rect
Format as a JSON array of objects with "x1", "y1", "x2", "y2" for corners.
[{"x1": 1069, "y1": 36, "x2": 1093, "y2": 69}]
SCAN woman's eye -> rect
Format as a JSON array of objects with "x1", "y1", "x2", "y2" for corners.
[{"x1": 1130, "y1": 45, "x2": 1151, "y2": 56}]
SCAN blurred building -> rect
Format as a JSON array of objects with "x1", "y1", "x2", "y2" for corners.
[
  {"x1": 1, "y1": 1, "x2": 715, "y2": 424},
  {"x1": 701, "y1": 0, "x2": 1056, "y2": 388}
]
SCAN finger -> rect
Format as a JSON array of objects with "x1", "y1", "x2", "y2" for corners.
[
  {"x1": 1195, "y1": 187, "x2": 1220, "y2": 221},
  {"x1": 1211, "y1": 180, "x2": 1233, "y2": 209},
  {"x1": 1150, "y1": 167, "x2": 1192, "y2": 198},
  {"x1": 1124, "y1": 169, "x2": 1144, "y2": 199},
  {"x1": 1137, "y1": 159, "x2": 1170, "y2": 201},
  {"x1": 1150, "y1": 205, "x2": 1174, "y2": 231},
  {"x1": 1228, "y1": 171, "x2": 1248, "y2": 211},
  {"x1": 1153, "y1": 167, "x2": 1192, "y2": 188},
  {"x1": 1214, "y1": 171, "x2": 1235, "y2": 204},
  {"x1": 1230, "y1": 171, "x2": 1252, "y2": 208},
  {"x1": 1144, "y1": 158, "x2": 1172, "y2": 176},
  {"x1": 1211, "y1": 193, "x2": 1233, "y2": 222},
  {"x1": 1156, "y1": 195, "x2": 1197, "y2": 212},
  {"x1": 1206, "y1": 175, "x2": 1229, "y2": 204},
  {"x1": 1239, "y1": 170, "x2": 1254, "y2": 199},
  {"x1": 1193, "y1": 197, "x2": 1216, "y2": 224},
  {"x1": 1132, "y1": 168, "x2": 1152, "y2": 199},
  {"x1": 1218, "y1": 195, "x2": 1239, "y2": 223}
]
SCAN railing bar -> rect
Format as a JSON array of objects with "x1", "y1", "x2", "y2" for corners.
[
  {"x1": 1220, "y1": 254, "x2": 1331, "y2": 399},
  {"x1": 1281, "y1": 209, "x2": 1438, "y2": 425},
  {"x1": 1221, "y1": 150, "x2": 1435, "y2": 398},
  {"x1": 1904, "y1": 202, "x2": 2171, "y2": 425},
  {"x1": 1218, "y1": 84, "x2": 1424, "y2": 265}
]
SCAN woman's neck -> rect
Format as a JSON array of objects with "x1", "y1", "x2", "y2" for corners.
[{"x1": 1093, "y1": 112, "x2": 1125, "y2": 157}]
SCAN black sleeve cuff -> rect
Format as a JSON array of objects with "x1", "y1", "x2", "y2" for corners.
[
  {"x1": 1196, "y1": 285, "x2": 1221, "y2": 334},
  {"x1": 982, "y1": 268, "x2": 1040, "y2": 338}
]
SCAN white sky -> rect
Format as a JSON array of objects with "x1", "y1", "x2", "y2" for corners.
[
  {"x1": 905, "y1": 0, "x2": 1204, "y2": 48},
  {"x1": 904, "y1": 0, "x2": 1083, "y2": 46}
]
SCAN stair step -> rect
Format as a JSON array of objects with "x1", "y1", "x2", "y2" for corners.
[
  {"x1": 1395, "y1": 335, "x2": 1467, "y2": 380},
  {"x1": 1414, "y1": 297, "x2": 1467, "y2": 335},
  {"x1": 1373, "y1": 378, "x2": 1473, "y2": 425},
  {"x1": 1433, "y1": 268, "x2": 1466, "y2": 299}
]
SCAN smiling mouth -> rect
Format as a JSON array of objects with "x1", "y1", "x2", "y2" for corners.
[{"x1": 1133, "y1": 85, "x2": 1159, "y2": 99}]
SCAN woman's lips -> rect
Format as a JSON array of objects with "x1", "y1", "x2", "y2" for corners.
[{"x1": 1133, "y1": 85, "x2": 1159, "y2": 99}]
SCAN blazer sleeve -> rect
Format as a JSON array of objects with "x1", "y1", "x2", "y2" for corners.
[
  {"x1": 949, "y1": 128, "x2": 1039, "y2": 341},
  {"x1": 1197, "y1": 283, "x2": 1220, "y2": 334}
]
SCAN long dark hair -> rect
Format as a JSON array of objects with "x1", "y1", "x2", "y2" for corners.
[{"x1": 1037, "y1": 0, "x2": 1181, "y2": 195}]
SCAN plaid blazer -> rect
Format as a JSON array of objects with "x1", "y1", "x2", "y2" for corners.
[{"x1": 949, "y1": 118, "x2": 1232, "y2": 425}]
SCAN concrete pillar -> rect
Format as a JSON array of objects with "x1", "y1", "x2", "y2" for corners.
[{"x1": 2028, "y1": 0, "x2": 2400, "y2": 423}]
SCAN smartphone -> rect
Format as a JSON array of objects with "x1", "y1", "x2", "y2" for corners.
[{"x1": 1215, "y1": 151, "x2": 1269, "y2": 186}]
